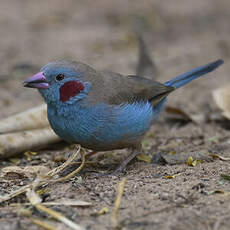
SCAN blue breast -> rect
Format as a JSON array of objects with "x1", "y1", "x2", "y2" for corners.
[{"x1": 47, "y1": 100, "x2": 164, "y2": 151}]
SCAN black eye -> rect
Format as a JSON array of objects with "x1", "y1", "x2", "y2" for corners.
[{"x1": 55, "y1": 74, "x2": 65, "y2": 81}]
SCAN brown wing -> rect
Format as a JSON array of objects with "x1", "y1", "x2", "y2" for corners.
[{"x1": 83, "y1": 70, "x2": 175, "y2": 106}]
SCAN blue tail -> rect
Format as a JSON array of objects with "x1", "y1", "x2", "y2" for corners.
[{"x1": 164, "y1": 59, "x2": 223, "y2": 88}]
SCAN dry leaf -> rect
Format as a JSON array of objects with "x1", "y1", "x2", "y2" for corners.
[
  {"x1": 0, "y1": 146, "x2": 83, "y2": 203},
  {"x1": 165, "y1": 106, "x2": 192, "y2": 121},
  {"x1": 165, "y1": 175, "x2": 175, "y2": 179},
  {"x1": 165, "y1": 172, "x2": 181, "y2": 179},
  {"x1": 137, "y1": 154, "x2": 151, "y2": 163},
  {"x1": 186, "y1": 156, "x2": 201, "y2": 166},
  {"x1": 192, "y1": 158, "x2": 201, "y2": 166},
  {"x1": 165, "y1": 106, "x2": 207, "y2": 123},
  {"x1": 1, "y1": 165, "x2": 50, "y2": 179},
  {"x1": 24, "y1": 151, "x2": 37, "y2": 161},
  {"x1": 212, "y1": 85, "x2": 230, "y2": 119}
]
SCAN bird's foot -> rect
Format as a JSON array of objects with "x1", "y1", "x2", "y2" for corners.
[{"x1": 90, "y1": 149, "x2": 140, "y2": 176}]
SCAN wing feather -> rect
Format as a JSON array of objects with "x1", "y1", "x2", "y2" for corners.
[{"x1": 84, "y1": 71, "x2": 174, "y2": 106}]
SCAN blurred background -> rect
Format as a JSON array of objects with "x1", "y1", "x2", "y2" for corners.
[
  {"x1": 0, "y1": 0, "x2": 229, "y2": 116},
  {"x1": 1, "y1": 2, "x2": 230, "y2": 229}
]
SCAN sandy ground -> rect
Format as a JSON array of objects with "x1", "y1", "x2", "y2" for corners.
[{"x1": 0, "y1": 0, "x2": 230, "y2": 229}]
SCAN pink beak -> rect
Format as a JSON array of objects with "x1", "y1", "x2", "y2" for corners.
[{"x1": 23, "y1": 72, "x2": 49, "y2": 89}]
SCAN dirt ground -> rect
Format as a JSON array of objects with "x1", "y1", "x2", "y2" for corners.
[{"x1": 0, "y1": 0, "x2": 230, "y2": 229}]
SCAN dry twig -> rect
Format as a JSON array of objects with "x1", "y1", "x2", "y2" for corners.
[
  {"x1": 27, "y1": 188, "x2": 85, "y2": 230},
  {"x1": 112, "y1": 178, "x2": 126, "y2": 228},
  {"x1": 0, "y1": 104, "x2": 48, "y2": 134},
  {"x1": 0, "y1": 127, "x2": 60, "y2": 158},
  {"x1": 0, "y1": 145, "x2": 84, "y2": 203},
  {"x1": 30, "y1": 218, "x2": 55, "y2": 230}
]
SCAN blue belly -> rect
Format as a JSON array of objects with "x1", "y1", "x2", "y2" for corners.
[{"x1": 47, "y1": 101, "x2": 161, "y2": 151}]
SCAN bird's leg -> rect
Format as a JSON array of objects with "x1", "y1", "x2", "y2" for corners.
[
  {"x1": 112, "y1": 144, "x2": 142, "y2": 174},
  {"x1": 90, "y1": 145, "x2": 142, "y2": 176}
]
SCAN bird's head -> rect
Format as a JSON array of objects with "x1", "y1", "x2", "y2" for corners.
[{"x1": 23, "y1": 61, "x2": 91, "y2": 105}]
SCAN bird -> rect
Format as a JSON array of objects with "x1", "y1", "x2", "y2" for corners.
[{"x1": 23, "y1": 59, "x2": 223, "y2": 173}]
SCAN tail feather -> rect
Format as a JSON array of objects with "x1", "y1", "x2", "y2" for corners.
[{"x1": 164, "y1": 59, "x2": 223, "y2": 88}]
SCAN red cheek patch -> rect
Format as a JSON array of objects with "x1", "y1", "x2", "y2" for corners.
[{"x1": 59, "y1": 81, "x2": 84, "y2": 102}]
